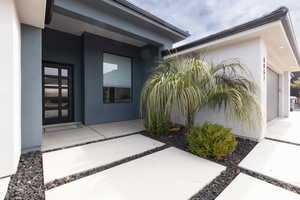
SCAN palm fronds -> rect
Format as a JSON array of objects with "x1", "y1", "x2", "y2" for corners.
[{"x1": 140, "y1": 56, "x2": 261, "y2": 132}]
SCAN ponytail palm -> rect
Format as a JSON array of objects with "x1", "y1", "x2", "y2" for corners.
[{"x1": 140, "y1": 56, "x2": 261, "y2": 133}]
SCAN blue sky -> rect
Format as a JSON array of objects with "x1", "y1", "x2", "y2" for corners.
[{"x1": 128, "y1": 0, "x2": 300, "y2": 47}]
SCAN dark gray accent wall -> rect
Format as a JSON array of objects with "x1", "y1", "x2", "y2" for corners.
[
  {"x1": 21, "y1": 24, "x2": 43, "y2": 153},
  {"x1": 42, "y1": 28, "x2": 83, "y2": 122},
  {"x1": 140, "y1": 45, "x2": 160, "y2": 84},
  {"x1": 83, "y1": 33, "x2": 153, "y2": 124}
]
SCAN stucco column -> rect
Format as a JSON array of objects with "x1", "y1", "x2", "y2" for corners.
[{"x1": 21, "y1": 25, "x2": 43, "y2": 153}]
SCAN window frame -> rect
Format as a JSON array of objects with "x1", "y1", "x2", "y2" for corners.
[{"x1": 102, "y1": 52, "x2": 133, "y2": 104}]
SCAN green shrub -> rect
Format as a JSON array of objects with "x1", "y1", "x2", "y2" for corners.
[
  {"x1": 187, "y1": 122, "x2": 237, "y2": 159},
  {"x1": 144, "y1": 116, "x2": 171, "y2": 135}
]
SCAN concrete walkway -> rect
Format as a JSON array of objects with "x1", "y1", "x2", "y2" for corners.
[
  {"x1": 43, "y1": 135, "x2": 164, "y2": 183},
  {"x1": 216, "y1": 174, "x2": 300, "y2": 200},
  {"x1": 266, "y1": 111, "x2": 300, "y2": 145},
  {"x1": 239, "y1": 112, "x2": 300, "y2": 187},
  {"x1": 42, "y1": 120, "x2": 145, "y2": 151},
  {"x1": 216, "y1": 113, "x2": 300, "y2": 199},
  {"x1": 239, "y1": 139, "x2": 300, "y2": 187},
  {"x1": 42, "y1": 114, "x2": 300, "y2": 199},
  {"x1": 0, "y1": 177, "x2": 10, "y2": 200},
  {"x1": 45, "y1": 147, "x2": 225, "y2": 200}
]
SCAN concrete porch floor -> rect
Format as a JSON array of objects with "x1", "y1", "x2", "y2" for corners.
[{"x1": 42, "y1": 120, "x2": 145, "y2": 151}]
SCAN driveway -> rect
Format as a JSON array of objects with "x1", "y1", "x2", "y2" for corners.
[
  {"x1": 266, "y1": 111, "x2": 300, "y2": 145},
  {"x1": 218, "y1": 112, "x2": 300, "y2": 199}
]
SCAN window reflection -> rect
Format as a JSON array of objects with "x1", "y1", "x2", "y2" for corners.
[{"x1": 103, "y1": 53, "x2": 131, "y2": 104}]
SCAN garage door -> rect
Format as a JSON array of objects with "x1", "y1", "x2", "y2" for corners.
[{"x1": 267, "y1": 68, "x2": 279, "y2": 122}]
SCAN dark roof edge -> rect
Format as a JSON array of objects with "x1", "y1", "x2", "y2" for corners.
[
  {"x1": 162, "y1": 6, "x2": 300, "y2": 66},
  {"x1": 45, "y1": 0, "x2": 54, "y2": 25},
  {"x1": 112, "y1": 0, "x2": 190, "y2": 38}
]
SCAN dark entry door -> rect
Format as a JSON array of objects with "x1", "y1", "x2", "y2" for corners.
[{"x1": 42, "y1": 62, "x2": 73, "y2": 125}]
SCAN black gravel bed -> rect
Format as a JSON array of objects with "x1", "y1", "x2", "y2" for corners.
[
  {"x1": 240, "y1": 168, "x2": 300, "y2": 195},
  {"x1": 142, "y1": 131, "x2": 258, "y2": 166},
  {"x1": 190, "y1": 167, "x2": 240, "y2": 200},
  {"x1": 45, "y1": 145, "x2": 169, "y2": 190},
  {"x1": 265, "y1": 137, "x2": 300, "y2": 147},
  {"x1": 5, "y1": 151, "x2": 45, "y2": 200},
  {"x1": 43, "y1": 132, "x2": 141, "y2": 153}
]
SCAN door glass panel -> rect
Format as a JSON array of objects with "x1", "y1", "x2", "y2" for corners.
[
  {"x1": 62, "y1": 109, "x2": 68, "y2": 117},
  {"x1": 44, "y1": 76, "x2": 58, "y2": 87},
  {"x1": 45, "y1": 110, "x2": 59, "y2": 119},
  {"x1": 45, "y1": 88, "x2": 59, "y2": 97},
  {"x1": 45, "y1": 67, "x2": 58, "y2": 76},
  {"x1": 61, "y1": 96, "x2": 69, "y2": 109},
  {"x1": 61, "y1": 77, "x2": 68, "y2": 87},
  {"x1": 62, "y1": 88, "x2": 68, "y2": 97},
  {"x1": 43, "y1": 63, "x2": 72, "y2": 125},
  {"x1": 62, "y1": 69, "x2": 68, "y2": 77},
  {"x1": 45, "y1": 98, "x2": 59, "y2": 109}
]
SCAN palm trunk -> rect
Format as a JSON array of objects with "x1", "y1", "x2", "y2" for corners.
[{"x1": 186, "y1": 111, "x2": 195, "y2": 133}]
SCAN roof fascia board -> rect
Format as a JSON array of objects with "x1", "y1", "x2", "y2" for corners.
[
  {"x1": 102, "y1": 0, "x2": 189, "y2": 40},
  {"x1": 109, "y1": 0, "x2": 190, "y2": 38},
  {"x1": 45, "y1": 0, "x2": 54, "y2": 24}
]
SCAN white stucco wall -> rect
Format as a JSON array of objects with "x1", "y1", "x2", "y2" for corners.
[
  {"x1": 283, "y1": 71, "x2": 291, "y2": 117},
  {"x1": 0, "y1": 0, "x2": 21, "y2": 177},
  {"x1": 172, "y1": 38, "x2": 267, "y2": 141}
]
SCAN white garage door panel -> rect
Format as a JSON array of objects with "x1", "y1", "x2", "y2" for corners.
[{"x1": 267, "y1": 68, "x2": 279, "y2": 122}]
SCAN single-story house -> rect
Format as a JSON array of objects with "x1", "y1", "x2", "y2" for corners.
[
  {"x1": 0, "y1": 0, "x2": 189, "y2": 178},
  {"x1": 0, "y1": 0, "x2": 299, "y2": 180},
  {"x1": 164, "y1": 7, "x2": 300, "y2": 141}
]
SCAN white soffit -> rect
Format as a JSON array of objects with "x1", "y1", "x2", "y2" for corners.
[
  {"x1": 15, "y1": 0, "x2": 47, "y2": 28},
  {"x1": 47, "y1": 12, "x2": 147, "y2": 47},
  {"x1": 265, "y1": 22, "x2": 299, "y2": 72}
]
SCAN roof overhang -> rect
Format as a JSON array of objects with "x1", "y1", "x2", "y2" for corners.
[
  {"x1": 45, "y1": 0, "x2": 54, "y2": 25},
  {"x1": 109, "y1": 0, "x2": 190, "y2": 40},
  {"x1": 163, "y1": 7, "x2": 300, "y2": 72},
  {"x1": 45, "y1": 0, "x2": 189, "y2": 45},
  {"x1": 15, "y1": 0, "x2": 47, "y2": 28}
]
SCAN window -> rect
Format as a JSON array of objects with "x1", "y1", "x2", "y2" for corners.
[{"x1": 103, "y1": 53, "x2": 132, "y2": 103}]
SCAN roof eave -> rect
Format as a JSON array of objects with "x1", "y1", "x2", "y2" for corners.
[
  {"x1": 45, "y1": 0, "x2": 54, "y2": 25},
  {"x1": 111, "y1": 0, "x2": 190, "y2": 39},
  {"x1": 162, "y1": 6, "x2": 300, "y2": 66},
  {"x1": 281, "y1": 12, "x2": 300, "y2": 68}
]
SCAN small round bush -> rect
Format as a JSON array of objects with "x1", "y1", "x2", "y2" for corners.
[
  {"x1": 144, "y1": 116, "x2": 171, "y2": 135},
  {"x1": 187, "y1": 122, "x2": 237, "y2": 159}
]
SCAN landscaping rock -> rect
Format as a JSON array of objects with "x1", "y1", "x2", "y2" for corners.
[{"x1": 5, "y1": 151, "x2": 45, "y2": 200}]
